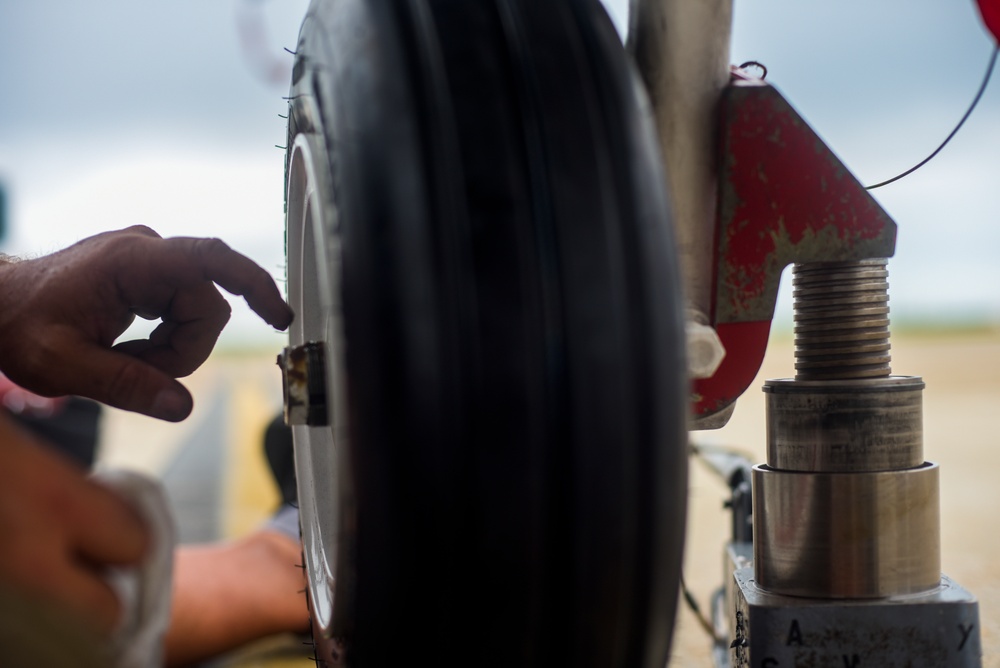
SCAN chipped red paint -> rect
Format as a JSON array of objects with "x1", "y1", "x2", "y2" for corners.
[
  {"x1": 713, "y1": 80, "x2": 896, "y2": 325},
  {"x1": 695, "y1": 80, "x2": 897, "y2": 423}
]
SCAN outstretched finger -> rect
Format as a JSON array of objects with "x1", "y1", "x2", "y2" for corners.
[{"x1": 180, "y1": 237, "x2": 293, "y2": 330}]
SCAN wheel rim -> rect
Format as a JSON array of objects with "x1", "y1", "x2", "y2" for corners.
[{"x1": 286, "y1": 130, "x2": 352, "y2": 637}]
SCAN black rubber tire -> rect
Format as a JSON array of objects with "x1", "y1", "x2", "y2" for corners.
[{"x1": 284, "y1": 0, "x2": 688, "y2": 666}]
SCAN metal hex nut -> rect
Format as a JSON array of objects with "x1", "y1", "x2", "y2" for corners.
[{"x1": 686, "y1": 322, "x2": 726, "y2": 379}]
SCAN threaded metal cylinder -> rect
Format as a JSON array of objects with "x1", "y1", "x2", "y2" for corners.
[
  {"x1": 756, "y1": 257, "x2": 942, "y2": 601},
  {"x1": 793, "y1": 259, "x2": 891, "y2": 381}
]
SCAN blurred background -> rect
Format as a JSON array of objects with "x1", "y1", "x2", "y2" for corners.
[
  {"x1": 1, "y1": 1, "x2": 999, "y2": 665},
  {"x1": 1, "y1": 0, "x2": 998, "y2": 344}
]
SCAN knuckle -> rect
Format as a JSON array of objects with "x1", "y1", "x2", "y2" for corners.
[
  {"x1": 99, "y1": 231, "x2": 145, "y2": 263},
  {"x1": 218, "y1": 296, "x2": 233, "y2": 323},
  {"x1": 121, "y1": 224, "x2": 159, "y2": 238},
  {"x1": 193, "y1": 237, "x2": 232, "y2": 261},
  {"x1": 201, "y1": 309, "x2": 232, "y2": 347},
  {"x1": 104, "y1": 361, "x2": 148, "y2": 405}
]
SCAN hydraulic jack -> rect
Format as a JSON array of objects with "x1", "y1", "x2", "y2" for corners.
[
  {"x1": 630, "y1": 1, "x2": 984, "y2": 664},
  {"x1": 717, "y1": 258, "x2": 982, "y2": 667}
]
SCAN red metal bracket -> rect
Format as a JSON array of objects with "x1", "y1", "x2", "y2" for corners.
[{"x1": 693, "y1": 79, "x2": 897, "y2": 422}]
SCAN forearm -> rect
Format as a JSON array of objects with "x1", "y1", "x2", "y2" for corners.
[{"x1": 164, "y1": 531, "x2": 309, "y2": 666}]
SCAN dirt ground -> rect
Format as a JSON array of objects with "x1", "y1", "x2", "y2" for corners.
[
  {"x1": 671, "y1": 329, "x2": 1000, "y2": 666},
  {"x1": 100, "y1": 329, "x2": 1000, "y2": 666}
]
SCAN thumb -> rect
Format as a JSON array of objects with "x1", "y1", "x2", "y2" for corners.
[{"x1": 58, "y1": 344, "x2": 194, "y2": 421}]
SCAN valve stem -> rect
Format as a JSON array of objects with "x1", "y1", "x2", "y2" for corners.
[{"x1": 792, "y1": 259, "x2": 892, "y2": 381}]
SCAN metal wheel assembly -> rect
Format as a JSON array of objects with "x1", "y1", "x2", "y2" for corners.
[
  {"x1": 282, "y1": 0, "x2": 689, "y2": 665},
  {"x1": 285, "y1": 126, "x2": 354, "y2": 648}
]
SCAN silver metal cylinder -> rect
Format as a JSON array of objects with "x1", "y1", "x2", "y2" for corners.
[
  {"x1": 753, "y1": 463, "x2": 941, "y2": 598},
  {"x1": 764, "y1": 376, "x2": 924, "y2": 472},
  {"x1": 628, "y1": 0, "x2": 733, "y2": 324}
]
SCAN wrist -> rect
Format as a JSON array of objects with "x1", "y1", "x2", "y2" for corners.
[{"x1": 0, "y1": 259, "x2": 26, "y2": 373}]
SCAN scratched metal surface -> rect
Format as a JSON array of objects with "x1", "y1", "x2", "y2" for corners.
[{"x1": 683, "y1": 330, "x2": 1000, "y2": 667}]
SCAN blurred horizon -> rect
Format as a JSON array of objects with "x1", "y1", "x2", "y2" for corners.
[{"x1": 1, "y1": 0, "x2": 998, "y2": 349}]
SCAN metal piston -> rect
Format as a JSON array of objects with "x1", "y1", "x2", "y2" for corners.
[
  {"x1": 753, "y1": 462, "x2": 940, "y2": 598},
  {"x1": 753, "y1": 260, "x2": 942, "y2": 599},
  {"x1": 764, "y1": 376, "x2": 924, "y2": 472}
]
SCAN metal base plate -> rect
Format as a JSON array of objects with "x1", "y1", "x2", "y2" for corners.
[{"x1": 722, "y1": 566, "x2": 981, "y2": 667}]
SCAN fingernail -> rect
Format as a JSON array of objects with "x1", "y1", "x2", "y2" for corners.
[
  {"x1": 151, "y1": 389, "x2": 191, "y2": 422},
  {"x1": 275, "y1": 306, "x2": 295, "y2": 330}
]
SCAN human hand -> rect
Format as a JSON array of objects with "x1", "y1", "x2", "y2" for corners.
[
  {"x1": 0, "y1": 226, "x2": 293, "y2": 421},
  {"x1": 0, "y1": 413, "x2": 149, "y2": 635}
]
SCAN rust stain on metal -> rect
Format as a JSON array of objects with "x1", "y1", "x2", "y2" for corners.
[
  {"x1": 279, "y1": 342, "x2": 328, "y2": 426},
  {"x1": 713, "y1": 81, "x2": 896, "y2": 325},
  {"x1": 282, "y1": 346, "x2": 311, "y2": 406},
  {"x1": 696, "y1": 80, "x2": 898, "y2": 421}
]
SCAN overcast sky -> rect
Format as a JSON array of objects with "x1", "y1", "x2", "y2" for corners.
[{"x1": 0, "y1": 0, "x2": 997, "y2": 346}]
